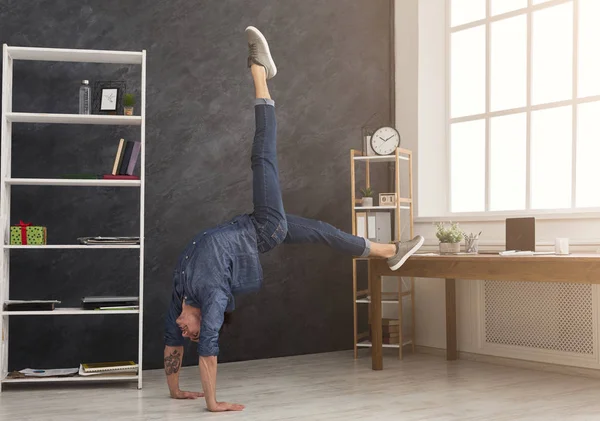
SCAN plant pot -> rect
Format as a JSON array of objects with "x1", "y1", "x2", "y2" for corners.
[
  {"x1": 361, "y1": 197, "x2": 373, "y2": 207},
  {"x1": 439, "y1": 242, "x2": 460, "y2": 254},
  {"x1": 124, "y1": 106, "x2": 134, "y2": 116}
]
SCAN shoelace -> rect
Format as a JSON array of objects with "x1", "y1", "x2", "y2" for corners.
[{"x1": 248, "y1": 43, "x2": 258, "y2": 56}]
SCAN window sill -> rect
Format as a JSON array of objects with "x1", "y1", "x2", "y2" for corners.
[{"x1": 415, "y1": 209, "x2": 600, "y2": 224}]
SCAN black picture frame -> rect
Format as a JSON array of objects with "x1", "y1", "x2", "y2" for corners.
[{"x1": 93, "y1": 81, "x2": 126, "y2": 115}]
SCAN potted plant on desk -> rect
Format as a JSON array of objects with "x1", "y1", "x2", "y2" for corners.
[
  {"x1": 360, "y1": 187, "x2": 374, "y2": 207},
  {"x1": 435, "y1": 222, "x2": 464, "y2": 254}
]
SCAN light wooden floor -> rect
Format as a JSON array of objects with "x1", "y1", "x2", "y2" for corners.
[{"x1": 2, "y1": 350, "x2": 600, "y2": 420}]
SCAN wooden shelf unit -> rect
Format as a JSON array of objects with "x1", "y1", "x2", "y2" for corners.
[
  {"x1": 0, "y1": 45, "x2": 146, "y2": 390},
  {"x1": 350, "y1": 148, "x2": 415, "y2": 360}
]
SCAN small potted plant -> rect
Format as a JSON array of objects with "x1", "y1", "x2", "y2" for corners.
[
  {"x1": 360, "y1": 187, "x2": 374, "y2": 207},
  {"x1": 435, "y1": 222, "x2": 464, "y2": 254},
  {"x1": 123, "y1": 93, "x2": 136, "y2": 116}
]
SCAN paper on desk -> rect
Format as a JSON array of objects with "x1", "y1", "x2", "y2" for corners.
[{"x1": 19, "y1": 368, "x2": 78, "y2": 377}]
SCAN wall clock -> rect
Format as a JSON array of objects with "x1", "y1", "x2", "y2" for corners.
[{"x1": 370, "y1": 126, "x2": 401, "y2": 156}]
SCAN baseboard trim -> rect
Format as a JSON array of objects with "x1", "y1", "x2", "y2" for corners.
[
  {"x1": 415, "y1": 345, "x2": 600, "y2": 379},
  {"x1": 415, "y1": 345, "x2": 447, "y2": 357}
]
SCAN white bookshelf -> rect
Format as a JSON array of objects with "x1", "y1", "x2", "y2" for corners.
[{"x1": 0, "y1": 45, "x2": 146, "y2": 390}]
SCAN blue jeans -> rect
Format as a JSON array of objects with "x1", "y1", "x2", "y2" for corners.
[{"x1": 250, "y1": 100, "x2": 370, "y2": 257}]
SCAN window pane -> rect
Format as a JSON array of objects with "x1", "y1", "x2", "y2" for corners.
[
  {"x1": 576, "y1": 102, "x2": 600, "y2": 207},
  {"x1": 490, "y1": 113, "x2": 527, "y2": 211},
  {"x1": 491, "y1": 15, "x2": 527, "y2": 111},
  {"x1": 532, "y1": 3, "x2": 573, "y2": 105},
  {"x1": 451, "y1": 120, "x2": 486, "y2": 212},
  {"x1": 451, "y1": 26, "x2": 486, "y2": 118},
  {"x1": 578, "y1": 0, "x2": 600, "y2": 97},
  {"x1": 491, "y1": 0, "x2": 527, "y2": 16},
  {"x1": 451, "y1": 0, "x2": 486, "y2": 27},
  {"x1": 531, "y1": 106, "x2": 572, "y2": 209}
]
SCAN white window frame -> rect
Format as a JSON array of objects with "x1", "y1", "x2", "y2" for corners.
[{"x1": 445, "y1": 0, "x2": 600, "y2": 220}]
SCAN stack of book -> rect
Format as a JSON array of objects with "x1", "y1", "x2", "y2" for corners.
[
  {"x1": 78, "y1": 361, "x2": 138, "y2": 377},
  {"x1": 105, "y1": 138, "x2": 141, "y2": 180},
  {"x1": 61, "y1": 138, "x2": 141, "y2": 181},
  {"x1": 4, "y1": 300, "x2": 60, "y2": 311},
  {"x1": 77, "y1": 236, "x2": 140, "y2": 245},
  {"x1": 81, "y1": 296, "x2": 139, "y2": 310},
  {"x1": 382, "y1": 319, "x2": 400, "y2": 344},
  {"x1": 371, "y1": 318, "x2": 400, "y2": 344}
]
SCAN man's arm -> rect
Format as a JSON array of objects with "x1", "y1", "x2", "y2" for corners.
[
  {"x1": 199, "y1": 355, "x2": 244, "y2": 412},
  {"x1": 197, "y1": 289, "x2": 244, "y2": 412},
  {"x1": 164, "y1": 346, "x2": 204, "y2": 399}
]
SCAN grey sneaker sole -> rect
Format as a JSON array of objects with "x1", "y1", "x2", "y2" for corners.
[
  {"x1": 388, "y1": 236, "x2": 425, "y2": 271},
  {"x1": 245, "y1": 26, "x2": 277, "y2": 79}
]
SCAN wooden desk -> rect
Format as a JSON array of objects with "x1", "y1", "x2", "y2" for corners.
[{"x1": 368, "y1": 253, "x2": 600, "y2": 370}]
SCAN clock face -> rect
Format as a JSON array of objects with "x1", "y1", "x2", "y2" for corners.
[{"x1": 370, "y1": 127, "x2": 400, "y2": 155}]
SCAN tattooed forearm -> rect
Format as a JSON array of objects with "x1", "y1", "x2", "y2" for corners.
[{"x1": 164, "y1": 349, "x2": 181, "y2": 375}]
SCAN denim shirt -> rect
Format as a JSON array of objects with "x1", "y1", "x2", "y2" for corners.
[{"x1": 164, "y1": 214, "x2": 263, "y2": 356}]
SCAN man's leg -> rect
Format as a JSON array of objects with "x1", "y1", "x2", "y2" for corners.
[
  {"x1": 284, "y1": 214, "x2": 424, "y2": 266},
  {"x1": 246, "y1": 28, "x2": 287, "y2": 253}
]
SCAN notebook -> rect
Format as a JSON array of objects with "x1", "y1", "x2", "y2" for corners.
[
  {"x1": 118, "y1": 141, "x2": 135, "y2": 175},
  {"x1": 125, "y1": 141, "x2": 141, "y2": 175},
  {"x1": 77, "y1": 236, "x2": 140, "y2": 245},
  {"x1": 81, "y1": 296, "x2": 138, "y2": 310},
  {"x1": 79, "y1": 361, "x2": 138, "y2": 376},
  {"x1": 4, "y1": 300, "x2": 60, "y2": 311},
  {"x1": 111, "y1": 139, "x2": 126, "y2": 175}
]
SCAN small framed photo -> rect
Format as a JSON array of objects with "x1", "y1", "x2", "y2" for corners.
[
  {"x1": 379, "y1": 193, "x2": 397, "y2": 207},
  {"x1": 93, "y1": 81, "x2": 126, "y2": 115}
]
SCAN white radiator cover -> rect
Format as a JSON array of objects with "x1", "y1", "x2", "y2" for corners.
[
  {"x1": 483, "y1": 281, "x2": 594, "y2": 355},
  {"x1": 450, "y1": 279, "x2": 600, "y2": 369}
]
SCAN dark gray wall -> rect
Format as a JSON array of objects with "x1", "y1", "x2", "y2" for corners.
[{"x1": 1, "y1": 0, "x2": 392, "y2": 371}]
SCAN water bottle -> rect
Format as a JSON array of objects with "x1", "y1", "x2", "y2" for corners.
[{"x1": 79, "y1": 80, "x2": 91, "y2": 114}]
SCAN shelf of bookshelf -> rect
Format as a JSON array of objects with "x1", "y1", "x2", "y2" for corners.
[
  {"x1": 354, "y1": 155, "x2": 410, "y2": 162},
  {"x1": 6, "y1": 46, "x2": 143, "y2": 64},
  {"x1": 356, "y1": 298, "x2": 400, "y2": 304},
  {"x1": 6, "y1": 178, "x2": 141, "y2": 187},
  {"x1": 356, "y1": 340, "x2": 413, "y2": 349},
  {"x1": 6, "y1": 112, "x2": 142, "y2": 126},
  {"x1": 354, "y1": 205, "x2": 411, "y2": 210},
  {"x1": 4, "y1": 244, "x2": 140, "y2": 249},
  {"x1": 2, "y1": 308, "x2": 139, "y2": 316},
  {"x1": 1, "y1": 375, "x2": 139, "y2": 384}
]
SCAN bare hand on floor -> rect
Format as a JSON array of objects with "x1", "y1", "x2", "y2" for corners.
[{"x1": 208, "y1": 401, "x2": 245, "y2": 412}]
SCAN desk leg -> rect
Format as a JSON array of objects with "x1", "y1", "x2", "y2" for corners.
[
  {"x1": 370, "y1": 270, "x2": 383, "y2": 370},
  {"x1": 445, "y1": 278, "x2": 457, "y2": 361}
]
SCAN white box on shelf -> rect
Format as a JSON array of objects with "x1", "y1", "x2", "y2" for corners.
[
  {"x1": 375, "y1": 212, "x2": 392, "y2": 243},
  {"x1": 356, "y1": 212, "x2": 367, "y2": 239}
]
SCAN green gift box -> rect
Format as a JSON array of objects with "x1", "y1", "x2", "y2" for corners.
[{"x1": 10, "y1": 221, "x2": 47, "y2": 245}]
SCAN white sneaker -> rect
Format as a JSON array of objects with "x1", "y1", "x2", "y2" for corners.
[
  {"x1": 387, "y1": 236, "x2": 425, "y2": 271},
  {"x1": 245, "y1": 26, "x2": 277, "y2": 79}
]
